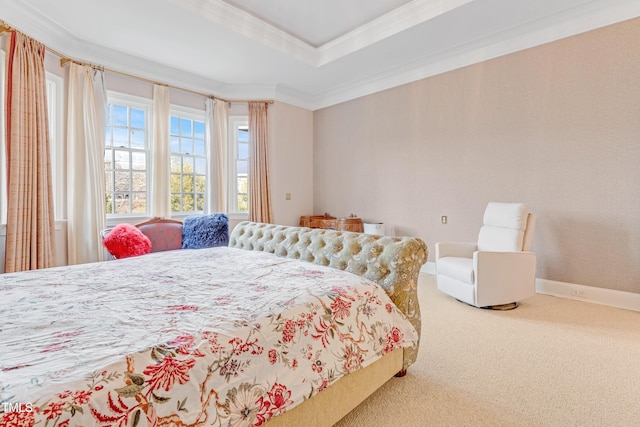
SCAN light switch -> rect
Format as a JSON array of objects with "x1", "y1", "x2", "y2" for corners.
[
  {"x1": 441, "y1": 215, "x2": 447, "y2": 224},
  {"x1": 285, "y1": 192, "x2": 291, "y2": 200}
]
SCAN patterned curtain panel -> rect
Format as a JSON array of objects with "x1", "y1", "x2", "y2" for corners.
[
  {"x1": 66, "y1": 63, "x2": 107, "y2": 265},
  {"x1": 248, "y1": 101, "x2": 272, "y2": 223},
  {"x1": 4, "y1": 31, "x2": 56, "y2": 272}
]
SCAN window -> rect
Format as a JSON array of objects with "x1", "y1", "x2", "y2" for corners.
[
  {"x1": 170, "y1": 108, "x2": 206, "y2": 214},
  {"x1": 46, "y1": 72, "x2": 65, "y2": 221},
  {"x1": 0, "y1": 55, "x2": 63, "y2": 225},
  {"x1": 104, "y1": 95, "x2": 150, "y2": 216},
  {"x1": 99, "y1": 91, "x2": 252, "y2": 220},
  {"x1": 229, "y1": 117, "x2": 249, "y2": 214},
  {"x1": 0, "y1": 48, "x2": 6, "y2": 225}
]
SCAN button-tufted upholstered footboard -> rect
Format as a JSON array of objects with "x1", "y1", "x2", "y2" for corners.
[{"x1": 229, "y1": 221, "x2": 428, "y2": 371}]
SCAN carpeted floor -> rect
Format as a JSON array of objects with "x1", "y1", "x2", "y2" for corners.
[{"x1": 335, "y1": 275, "x2": 640, "y2": 426}]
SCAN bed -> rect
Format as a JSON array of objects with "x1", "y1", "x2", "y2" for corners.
[{"x1": 0, "y1": 221, "x2": 427, "y2": 426}]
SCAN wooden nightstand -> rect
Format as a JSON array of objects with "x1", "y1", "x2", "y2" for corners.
[{"x1": 300, "y1": 213, "x2": 363, "y2": 232}]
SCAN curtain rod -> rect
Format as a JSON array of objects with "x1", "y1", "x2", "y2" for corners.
[
  {"x1": 1, "y1": 20, "x2": 274, "y2": 105},
  {"x1": 1, "y1": 20, "x2": 68, "y2": 63},
  {"x1": 59, "y1": 58, "x2": 274, "y2": 105}
]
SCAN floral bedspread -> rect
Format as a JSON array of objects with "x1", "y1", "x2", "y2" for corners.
[{"x1": 0, "y1": 247, "x2": 418, "y2": 426}]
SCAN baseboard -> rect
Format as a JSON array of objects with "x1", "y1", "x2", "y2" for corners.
[
  {"x1": 535, "y1": 278, "x2": 640, "y2": 312},
  {"x1": 423, "y1": 262, "x2": 640, "y2": 313}
]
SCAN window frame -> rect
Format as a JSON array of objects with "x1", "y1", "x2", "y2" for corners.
[
  {"x1": 46, "y1": 72, "x2": 65, "y2": 221},
  {"x1": 104, "y1": 91, "x2": 152, "y2": 222},
  {"x1": 169, "y1": 105, "x2": 208, "y2": 218},
  {"x1": 0, "y1": 54, "x2": 65, "y2": 230},
  {"x1": 227, "y1": 116, "x2": 249, "y2": 218},
  {"x1": 0, "y1": 47, "x2": 6, "y2": 227},
  {"x1": 1, "y1": 59, "x2": 65, "y2": 227}
]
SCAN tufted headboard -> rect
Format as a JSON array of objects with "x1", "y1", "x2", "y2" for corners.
[{"x1": 229, "y1": 221, "x2": 428, "y2": 370}]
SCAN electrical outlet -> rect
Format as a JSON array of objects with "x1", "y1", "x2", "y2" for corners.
[{"x1": 441, "y1": 215, "x2": 447, "y2": 224}]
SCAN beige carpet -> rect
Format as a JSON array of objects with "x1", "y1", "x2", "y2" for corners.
[{"x1": 335, "y1": 275, "x2": 640, "y2": 427}]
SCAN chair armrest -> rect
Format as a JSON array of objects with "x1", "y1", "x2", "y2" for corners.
[
  {"x1": 435, "y1": 242, "x2": 477, "y2": 260},
  {"x1": 473, "y1": 251, "x2": 537, "y2": 307}
]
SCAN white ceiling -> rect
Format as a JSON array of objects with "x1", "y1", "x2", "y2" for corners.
[
  {"x1": 2, "y1": 0, "x2": 639, "y2": 110},
  {"x1": 222, "y1": 0, "x2": 415, "y2": 47}
]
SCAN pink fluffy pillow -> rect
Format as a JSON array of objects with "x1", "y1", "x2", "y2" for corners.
[{"x1": 103, "y1": 223, "x2": 152, "y2": 259}]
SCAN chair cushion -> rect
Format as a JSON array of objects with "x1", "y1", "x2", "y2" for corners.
[
  {"x1": 182, "y1": 213, "x2": 229, "y2": 249},
  {"x1": 437, "y1": 257, "x2": 474, "y2": 285},
  {"x1": 478, "y1": 203, "x2": 529, "y2": 252},
  {"x1": 102, "y1": 223, "x2": 152, "y2": 259},
  {"x1": 483, "y1": 202, "x2": 529, "y2": 230},
  {"x1": 478, "y1": 227, "x2": 525, "y2": 252}
]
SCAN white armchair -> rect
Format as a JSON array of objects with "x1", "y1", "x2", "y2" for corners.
[{"x1": 436, "y1": 202, "x2": 537, "y2": 309}]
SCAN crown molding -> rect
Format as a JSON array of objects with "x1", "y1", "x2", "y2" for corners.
[
  {"x1": 308, "y1": 0, "x2": 640, "y2": 110},
  {"x1": 272, "y1": 85, "x2": 316, "y2": 111},
  {"x1": 3, "y1": 0, "x2": 640, "y2": 111},
  {"x1": 1, "y1": 0, "x2": 76, "y2": 49}
]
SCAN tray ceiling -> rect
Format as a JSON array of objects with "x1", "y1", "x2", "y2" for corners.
[{"x1": 1, "y1": 0, "x2": 639, "y2": 109}]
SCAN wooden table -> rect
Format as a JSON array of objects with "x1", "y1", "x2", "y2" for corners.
[{"x1": 300, "y1": 214, "x2": 363, "y2": 232}]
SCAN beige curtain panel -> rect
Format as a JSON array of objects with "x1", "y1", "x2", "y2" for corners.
[
  {"x1": 151, "y1": 84, "x2": 171, "y2": 219},
  {"x1": 207, "y1": 98, "x2": 229, "y2": 214},
  {"x1": 66, "y1": 63, "x2": 107, "y2": 265},
  {"x1": 4, "y1": 31, "x2": 56, "y2": 272},
  {"x1": 248, "y1": 101, "x2": 272, "y2": 223}
]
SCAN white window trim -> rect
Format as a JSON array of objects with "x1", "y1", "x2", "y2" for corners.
[
  {"x1": 46, "y1": 72, "x2": 65, "y2": 221},
  {"x1": 105, "y1": 91, "x2": 152, "y2": 224},
  {"x1": 0, "y1": 46, "x2": 6, "y2": 228},
  {"x1": 227, "y1": 115, "x2": 249, "y2": 219}
]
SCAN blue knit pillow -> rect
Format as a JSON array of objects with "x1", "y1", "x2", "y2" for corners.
[{"x1": 182, "y1": 213, "x2": 229, "y2": 249}]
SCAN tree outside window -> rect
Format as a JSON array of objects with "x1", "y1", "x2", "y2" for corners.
[{"x1": 170, "y1": 112, "x2": 206, "y2": 214}]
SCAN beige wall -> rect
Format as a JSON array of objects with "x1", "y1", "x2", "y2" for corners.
[
  {"x1": 313, "y1": 18, "x2": 640, "y2": 294},
  {"x1": 269, "y1": 102, "x2": 315, "y2": 226}
]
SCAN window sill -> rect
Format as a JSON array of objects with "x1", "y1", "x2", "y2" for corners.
[
  {"x1": 227, "y1": 212, "x2": 249, "y2": 221},
  {"x1": 106, "y1": 214, "x2": 151, "y2": 228},
  {"x1": 104, "y1": 212, "x2": 248, "y2": 228}
]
